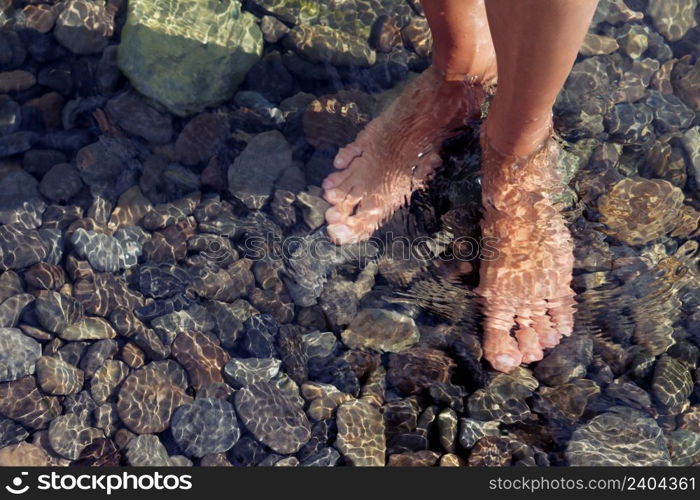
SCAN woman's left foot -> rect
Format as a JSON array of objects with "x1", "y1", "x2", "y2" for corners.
[{"x1": 476, "y1": 132, "x2": 576, "y2": 373}]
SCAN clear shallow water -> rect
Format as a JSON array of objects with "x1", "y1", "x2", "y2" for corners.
[{"x1": 0, "y1": 0, "x2": 697, "y2": 467}]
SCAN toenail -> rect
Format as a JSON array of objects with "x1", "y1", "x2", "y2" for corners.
[
  {"x1": 322, "y1": 178, "x2": 333, "y2": 189},
  {"x1": 333, "y1": 156, "x2": 344, "y2": 168}
]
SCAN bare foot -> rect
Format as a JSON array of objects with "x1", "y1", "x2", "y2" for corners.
[
  {"x1": 322, "y1": 67, "x2": 488, "y2": 244},
  {"x1": 476, "y1": 130, "x2": 576, "y2": 372}
]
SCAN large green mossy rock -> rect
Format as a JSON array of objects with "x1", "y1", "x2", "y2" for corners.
[{"x1": 117, "y1": 0, "x2": 263, "y2": 116}]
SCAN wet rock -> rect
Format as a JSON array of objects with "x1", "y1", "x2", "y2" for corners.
[
  {"x1": 171, "y1": 398, "x2": 240, "y2": 457},
  {"x1": 0, "y1": 328, "x2": 41, "y2": 382},
  {"x1": 234, "y1": 381, "x2": 311, "y2": 454},
  {"x1": 388, "y1": 450, "x2": 439, "y2": 467},
  {"x1": 48, "y1": 412, "x2": 103, "y2": 460},
  {"x1": 0, "y1": 416, "x2": 29, "y2": 448},
  {"x1": 534, "y1": 335, "x2": 594, "y2": 386},
  {"x1": 468, "y1": 373, "x2": 536, "y2": 424},
  {"x1": 370, "y1": 15, "x2": 402, "y2": 53},
  {"x1": 437, "y1": 408, "x2": 458, "y2": 453},
  {"x1": 401, "y1": 17, "x2": 432, "y2": 57},
  {"x1": 580, "y1": 33, "x2": 619, "y2": 56},
  {"x1": 80, "y1": 339, "x2": 119, "y2": 378},
  {"x1": 617, "y1": 24, "x2": 648, "y2": 59},
  {"x1": 0, "y1": 293, "x2": 34, "y2": 327},
  {"x1": 302, "y1": 382, "x2": 353, "y2": 421},
  {"x1": 171, "y1": 330, "x2": 230, "y2": 390},
  {"x1": 604, "y1": 102, "x2": 654, "y2": 144},
  {"x1": 90, "y1": 360, "x2": 129, "y2": 405},
  {"x1": 227, "y1": 130, "x2": 292, "y2": 209},
  {"x1": 0, "y1": 70, "x2": 35, "y2": 93},
  {"x1": 0, "y1": 100, "x2": 21, "y2": 136},
  {"x1": 0, "y1": 442, "x2": 53, "y2": 466},
  {"x1": 106, "y1": 90, "x2": 173, "y2": 144},
  {"x1": 672, "y1": 58, "x2": 700, "y2": 112},
  {"x1": 648, "y1": 0, "x2": 697, "y2": 42},
  {"x1": 644, "y1": 90, "x2": 694, "y2": 134},
  {"x1": 598, "y1": 177, "x2": 685, "y2": 245},
  {"x1": 54, "y1": 0, "x2": 114, "y2": 55},
  {"x1": 458, "y1": 418, "x2": 500, "y2": 449},
  {"x1": 0, "y1": 376, "x2": 61, "y2": 429},
  {"x1": 39, "y1": 163, "x2": 83, "y2": 203},
  {"x1": 0, "y1": 225, "x2": 48, "y2": 270},
  {"x1": 60, "y1": 317, "x2": 116, "y2": 341},
  {"x1": 336, "y1": 399, "x2": 385, "y2": 466},
  {"x1": 260, "y1": 15, "x2": 289, "y2": 43},
  {"x1": 652, "y1": 355, "x2": 693, "y2": 414},
  {"x1": 74, "y1": 437, "x2": 121, "y2": 466},
  {"x1": 175, "y1": 113, "x2": 229, "y2": 166},
  {"x1": 71, "y1": 228, "x2": 141, "y2": 272},
  {"x1": 566, "y1": 407, "x2": 670, "y2": 465},
  {"x1": 16, "y1": 4, "x2": 58, "y2": 34},
  {"x1": 467, "y1": 436, "x2": 513, "y2": 466},
  {"x1": 36, "y1": 356, "x2": 83, "y2": 395},
  {"x1": 224, "y1": 357, "x2": 280, "y2": 388},
  {"x1": 35, "y1": 291, "x2": 83, "y2": 333},
  {"x1": 117, "y1": 0, "x2": 263, "y2": 116},
  {"x1": 249, "y1": 287, "x2": 295, "y2": 324},
  {"x1": 285, "y1": 25, "x2": 376, "y2": 67},
  {"x1": 342, "y1": 308, "x2": 419, "y2": 352},
  {"x1": 116, "y1": 364, "x2": 192, "y2": 434},
  {"x1": 667, "y1": 429, "x2": 700, "y2": 466},
  {"x1": 125, "y1": 434, "x2": 175, "y2": 466},
  {"x1": 24, "y1": 263, "x2": 64, "y2": 291},
  {"x1": 387, "y1": 347, "x2": 456, "y2": 395}
]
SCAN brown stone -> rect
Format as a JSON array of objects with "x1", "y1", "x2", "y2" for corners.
[
  {"x1": 171, "y1": 330, "x2": 230, "y2": 390},
  {"x1": 0, "y1": 70, "x2": 36, "y2": 93}
]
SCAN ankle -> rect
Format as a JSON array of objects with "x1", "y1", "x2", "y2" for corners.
[{"x1": 483, "y1": 111, "x2": 553, "y2": 157}]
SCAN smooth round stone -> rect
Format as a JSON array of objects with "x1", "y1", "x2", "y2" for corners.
[
  {"x1": 60, "y1": 317, "x2": 116, "y2": 341},
  {"x1": 0, "y1": 70, "x2": 35, "y2": 93},
  {"x1": 336, "y1": 399, "x2": 386, "y2": 466},
  {"x1": 170, "y1": 330, "x2": 230, "y2": 390},
  {"x1": 284, "y1": 25, "x2": 376, "y2": 67},
  {"x1": 223, "y1": 357, "x2": 281, "y2": 389},
  {"x1": 0, "y1": 99, "x2": 21, "y2": 136},
  {"x1": 117, "y1": 0, "x2": 263, "y2": 116},
  {"x1": 125, "y1": 434, "x2": 175, "y2": 466},
  {"x1": 90, "y1": 360, "x2": 129, "y2": 405},
  {"x1": 175, "y1": 112, "x2": 229, "y2": 166},
  {"x1": 171, "y1": 398, "x2": 240, "y2": 457},
  {"x1": 342, "y1": 308, "x2": 419, "y2": 353},
  {"x1": 0, "y1": 328, "x2": 41, "y2": 382},
  {"x1": 235, "y1": 381, "x2": 311, "y2": 454},
  {"x1": 48, "y1": 412, "x2": 104, "y2": 460},
  {"x1": 458, "y1": 418, "x2": 500, "y2": 449},
  {"x1": 0, "y1": 376, "x2": 62, "y2": 430},
  {"x1": 648, "y1": 0, "x2": 697, "y2": 42},
  {"x1": 0, "y1": 415, "x2": 29, "y2": 448},
  {"x1": 597, "y1": 177, "x2": 685, "y2": 247},
  {"x1": 70, "y1": 227, "x2": 141, "y2": 272},
  {"x1": 34, "y1": 291, "x2": 83, "y2": 333},
  {"x1": 117, "y1": 364, "x2": 192, "y2": 434},
  {"x1": 652, "y1": 355, "x2": 694, "y2": 413},
  {"x1": 35, "y1": 356, "x2": 84, "y2": 395},
  {"x1": 105, "y1": 90, "x2": 173, "y2": 144},
  {"x1": 0, "y1": 442, "x2": 53, "y2": 466},
  {"x1": 39, "y1": 163, "x2": 83, "y2": 202},
  {"x1": 227, "y1": 130, "x2": 292, "y2": 209},
  {"x1": 0, "y1": 293, "x2": 34, "y2": 328},
  {"x1": 566, "y1": 408, "x2": 671, "y2": 466},
  {"x1": 17, "y1": 4, "x2": 59, "y2": 34},
  {"x1": 54, "y1": 0, "x2": 115, "y2": 55}
]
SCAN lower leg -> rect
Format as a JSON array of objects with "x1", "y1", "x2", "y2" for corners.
[
  {"x1": 484, "y1": 0, "x2": 598, "y2": 155},
  {"x1": 423, "y1": 0, "x2": 497, "y2": 83}
]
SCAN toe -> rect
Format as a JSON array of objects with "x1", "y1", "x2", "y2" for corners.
[
  {"x1": 482, "y1": 304, "x2": 522, "y2": 372},
  {"x1": 322, "y1": 168, "x2": 353, "y2": 190},
  {"x1": 333, "y1": 143, "x2": 363, "y2": 169},
  {"x1": 514, "y1": 313, "x2": 544, "y2": 363},
  {"x1": 531, "y1": 302, "x2": 561, "y2": 349},
  {"x1": 547, "y1": 296, "x2": 576, "y2": 338}
]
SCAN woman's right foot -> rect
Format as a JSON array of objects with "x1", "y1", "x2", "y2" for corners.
[{"x1": 322, "y1": 67, "x2": 491, "y2": 244}]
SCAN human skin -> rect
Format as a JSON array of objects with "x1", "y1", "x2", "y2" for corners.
[{"x1": 322, "y1": 0, "x2": 598, "y2": 371}]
